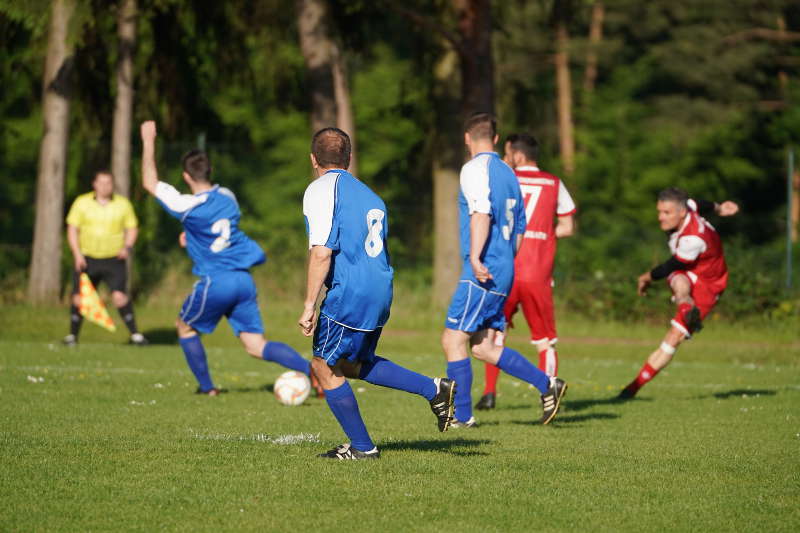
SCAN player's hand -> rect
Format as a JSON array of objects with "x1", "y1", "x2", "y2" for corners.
[
  {"x1": 178, "y1": 232, "x2": 187, "y2": 248},
  {"x1": 298, "y1": 305, "x2": 317, "y2": 337},
  {"x1": 470, "y1": 258, "x2": 493, "y2": 283},
  {"x1": 716, "y1": 201, "x2": 739, "y2": 217},
  {"x1": 140, "y1": 120, "x2": 157, "y2": 142},
  {"x1": 74, "y1": 255, "x2": 87, "y2": 272},
  {"x1": 116, "y1": 247, "x2": 130, "y2": 260},
  {"x1": 637, "y1": 272, "x2": 652, "y2": 296}
]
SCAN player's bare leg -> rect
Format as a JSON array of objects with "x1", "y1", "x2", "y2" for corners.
[
  {"x1": 239, "y1": 331, "x2": 321, "y2": 396},
  {"x1": 176, "y1": 318, "x2": 219, "y2": 396},
  {"x1": 669, "y1": 274, "x2": 703, "y2": 335}
]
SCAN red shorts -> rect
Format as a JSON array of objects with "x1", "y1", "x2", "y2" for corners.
[
  {"x1": 504, "y1": 279, "x2": 556, "y2": 344},
  {"x1": 668, "y1": 270, "x2": 727, "y2": 334}
]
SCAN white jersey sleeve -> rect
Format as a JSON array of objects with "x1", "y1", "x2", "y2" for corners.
[
  {"x1": 556, "y1": 180, "x2": 576, "y2": 216},
  {"x1": 675, "y1": 235, "x2": 706, "y2": 262},
  {"x1": 303, "y1": 172, "x2": 338, "y2": 248},
  {"x1": 460, "y1": 155, "x2": 491, "y2": 215},
  {"x1": 155, "y1": 181, "x2": 208, "y2": 220}
]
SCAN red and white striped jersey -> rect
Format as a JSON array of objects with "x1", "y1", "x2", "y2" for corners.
[
  {"x1": 668, "y1": 199, "x2": 727, "y2": 282},
  {"x1": 513, "y1": 166, "x2": 576, "y2": 282}
]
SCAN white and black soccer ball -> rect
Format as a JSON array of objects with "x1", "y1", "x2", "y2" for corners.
[{"x1": 273, "y1": 371, "x2": 311, "y2": 406}]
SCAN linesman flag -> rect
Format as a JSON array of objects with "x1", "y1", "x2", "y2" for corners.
[{"x1": 78, "y1": 273, "x2": 117, "y2": 332}]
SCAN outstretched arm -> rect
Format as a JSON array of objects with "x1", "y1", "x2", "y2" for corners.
[
  {"x1": 140, "y1": 121, "x2": 159, "y2": 195},
  {"x1": 693, "y1": 199, "x2": 739, "y2": 217}
]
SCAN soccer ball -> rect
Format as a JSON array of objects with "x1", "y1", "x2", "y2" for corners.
[{"x1": 273, "y1": 371, "x2": 311, "y2": 406}]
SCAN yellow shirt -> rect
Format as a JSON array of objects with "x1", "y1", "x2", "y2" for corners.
[{"x1": 66, "y1": 193, "x2": 138, "y2": 259}]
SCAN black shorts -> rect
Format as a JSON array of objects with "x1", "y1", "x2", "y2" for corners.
[{"x1": 72, "y1": 257, "x2": 128, "y2": 295}]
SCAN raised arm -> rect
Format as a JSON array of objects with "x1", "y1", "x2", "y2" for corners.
[{"x1": 140, "y1": 121, "x2": 159, "y2": 195}]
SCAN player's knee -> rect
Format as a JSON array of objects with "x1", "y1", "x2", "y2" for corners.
[
  {"x1": 71, "y1": 294, "x2": 81, "y2": 307},
  {"x1": 111, "y1": 291, "x2": 128, "y2": 308},
  {"x1": 175, "y1": 319, "x2": 193, "y2": 337}
]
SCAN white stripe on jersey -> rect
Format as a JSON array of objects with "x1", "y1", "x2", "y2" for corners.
[
  {"x1": 460, "y1": 153, "x2": 492, "y2": 215},
  {"x1": 303, "y1": 171, "x2": 339, "y2": 248},
  {"x1": 155, "y1": 181, "x2": 208, "y2": 213}
]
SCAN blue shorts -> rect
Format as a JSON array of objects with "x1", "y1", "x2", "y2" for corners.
[
  {"x1": 313, "y1": 314, "x2": 381, "y2": 366},
  {"x1": 179, "y1": 271, "x2": 264, "y2": 337},
  {"x1": 444, "y1": 280, "x2": 507, "y2": 333}
]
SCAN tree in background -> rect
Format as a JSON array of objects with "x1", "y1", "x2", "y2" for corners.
[
  {"x1": 28, "y1": 0, "x2": 75, "y2": 303},
  {"x1": 296, "y1": 0, "x2": 358, "y2": 174},
  {"x1": 110, "y1": 0, "x2": 136, "y2": 198}
]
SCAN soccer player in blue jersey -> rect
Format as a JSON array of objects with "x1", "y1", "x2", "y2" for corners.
[
  {"x1": 298, "y1": 127, "x2": 455, "y2": 460},
  {"x1": 442, "y1": 113, "x2": 568, "y2": 427},
  {"x1": 139, "y1": 121, "x2": 315, "y2": 396}
]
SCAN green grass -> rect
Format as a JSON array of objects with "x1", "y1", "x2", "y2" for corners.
[{"x1": 1, "y1": 298, "x2": 798, "y2": 532}]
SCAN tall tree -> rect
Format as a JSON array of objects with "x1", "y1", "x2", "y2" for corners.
[
  {"x1": 553, "y1": 0, "x2": 575, "y2": 175},
  {"x1": 28, "y1": 0, "x2": 75, "y2": 304},
  {"x1": 296, "y1": 0, "x2": 358, "y2": 174},
  {"x1": 111, "y1": 0, "x2": 136, "y2": 197},
  {"x1": 582, "y1": 1, "x2": 604, "y2": 94}
]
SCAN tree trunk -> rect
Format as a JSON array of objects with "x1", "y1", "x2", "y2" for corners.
[
  {"x1": 554, "y1": 2, "x2": 575, "y2": 175},
  {"x1": 431, "y1": 0, "x2": 495, "y2": 304},
  {"x1": 583, "y1": 1, "x2": 604, "y2": 94},
  {"x1": 296, "y1": 0, "x2": 337, "y2": 133},
  {"x1": 28, "y1": 0, "x2": 75, "y2": 304},
  {"x1": 432, "y1": 47, "x2": 463, "y2": 304},
  {"x1": 454, "y1": 0, "x2": 494, "y2": 115},
  {"x1": 332, "y1": 48, "x2": 358, "y2": 175},
  {"x1": 111, "y1": 0, "x2": 137, "y2": 197}
]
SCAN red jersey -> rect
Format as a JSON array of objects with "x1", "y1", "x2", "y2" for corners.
[
  {"x1": 668, "y1": 200, "x2": 727, "y2": 283},
  {"x1": 513, "y1": 166, "x2": 576, "y2": 282}
]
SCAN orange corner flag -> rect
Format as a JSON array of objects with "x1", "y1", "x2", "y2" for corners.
[{"x1": 78, "y1": 273, "x2": 117, "y2": 332}]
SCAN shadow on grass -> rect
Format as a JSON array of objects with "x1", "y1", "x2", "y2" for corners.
[
  {"x1": 381, "y1": 437, "x2": 492, "y2": 456},
  {"x1": 710, "y1": 388, "x2": 777, "y2": 399},
  {"x1": 562, "y1": 396, "x2": 653, "y2": 412},
  {"x1": 141, "y1": 328, "x2": 179, "y2": 345},
  {"x1": 511, "y1": 412, "x2": 620, "y2": 426}
]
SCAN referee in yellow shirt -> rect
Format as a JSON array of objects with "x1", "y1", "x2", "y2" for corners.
[{"x1": 64, "y1": 170, "x2": 147, "y2": 346}]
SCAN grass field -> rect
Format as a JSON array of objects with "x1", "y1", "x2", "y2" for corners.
[{"x1": 1, "y1": 298, "x2": 798, "y2": 532}]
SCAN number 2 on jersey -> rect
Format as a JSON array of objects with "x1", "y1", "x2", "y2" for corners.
[
  {"x1": 210, "y1": 218, "x2": 231, "y2": 253},
  {"x1": 519, "y1": 184, "x2": 542, "y2": 223},
  {"x1": 364, "y1": 209, "x2": 385, "y2": 258}
]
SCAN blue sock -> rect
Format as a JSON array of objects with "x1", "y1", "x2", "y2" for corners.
[
  {"x1": 496, "y1": 347, "x2": 550, "y2": 394},
  {"x1": 325, "y1": 381, "x2": 375, "y2": 452},
  {"x1": 179, "y1": 335, "x2": 214, "y2": 391},
  {"x1": 358, "y1": 356, "x2": 437, "y2": 401},
  {"x1": 261, "y1": 341, "x2": 311, "y2": 375},
  {"x1": 447, "y1": 358, "x2": 473, "y2": 422}
]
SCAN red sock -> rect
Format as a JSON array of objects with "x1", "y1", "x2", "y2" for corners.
[
  {"x1": 483, "y1": 363, "x2": 500, "y2": 394},
  {"x1": 625, "y1": 362, "x2": 660, "y2": 394}
]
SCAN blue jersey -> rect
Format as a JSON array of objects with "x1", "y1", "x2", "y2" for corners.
[
  {"x1": 155, "y1": 182, "x2": 265, "y2": 276},
  {"x1": 303, "y1": 170, "x2": 393, "y2": 331},
  {"x1": 458, "y1": 152, "x2": 526, "y2": 294}
]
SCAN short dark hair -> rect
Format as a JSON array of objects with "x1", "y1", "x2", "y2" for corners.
[
  {"x1": 311, "y1": 127, "x2": 351, "y2": 169},
  {"x1": 464, "y1": 112, "x2": 496, "y2": 141},
  {"x1": 182, "y1": 150, "x2": 212, "y2": 182},
  {"x1": 93, "y1": 169, "x2": 113, "y2": 180},
  {"x1": 507, "y1": 133, "x2": 539, "y2": 162},
  {"x1": 657, "y1": 187, "x2": 689, "y2": 208}
]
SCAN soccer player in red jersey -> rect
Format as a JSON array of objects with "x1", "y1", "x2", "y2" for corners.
[
  {"x1": 475, "y1": 134, "x2": 576, "y2": 410},
  {"x1": 619, "y1": 187, "x2": 739, "y2": 399}
]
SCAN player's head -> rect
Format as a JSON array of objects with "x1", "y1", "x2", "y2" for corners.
[
  {"x1": 656, "y1": 187, "x2": 689, "y2": 231},
  {"x1": 464, "y1": 112, "x2": 498, "y2": 154},
  {"x1": 92, "y1": 170, "x2": 114, "y2": 199},
  {"x1": 181, "y1": 150, "x2": 212, "y2": 185},
  {"x1": 310, "y1": 127, "x2": 351, "y2": 172},
  {"x1": 505, "y1": 133, "x2": 539, "y2": 169}
]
